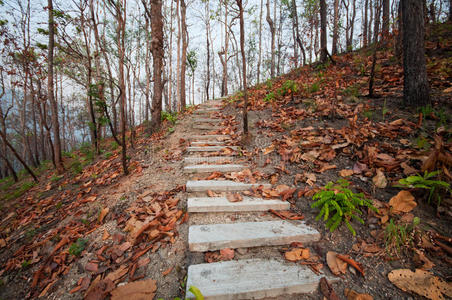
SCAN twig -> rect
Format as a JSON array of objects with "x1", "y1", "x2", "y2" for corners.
[{"x1": 336, "y1": 254, "x2": 365, "y2": 277}]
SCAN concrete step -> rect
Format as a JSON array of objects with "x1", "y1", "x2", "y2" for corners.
[
  {"x1": 187, "y1": 146, "x2": 239, "y2": 152},
  {"x1": 188, "y1": 135, "x2": 230, "y2": 141},
  {"x1": 189, "y1": 220, "x2": 320, "y2": 252},
  {"x1": 191, "y1": 141, "x2": 226, "y2": 146},
  {"x1": 193, "y1": 118, "x2": 222, "y2": 123},
  {"x1": 184, "y1": 164, "x2": 245, "y2": 174},
  {"x1": 184, "y1": 156, "x2": 235, "y2": 165},
  {"x1": 186, "y1": 180, "x2": 271, "y2": 192},
  {"x1": 193, "y1": 124, "x2": 221, "y2": 130},
  {"x1": 187, "y1": 196, "x2": 289, "y2": 213},
  {"x1": 186, "y1": 259, "x2": 326, "y2": 299}
]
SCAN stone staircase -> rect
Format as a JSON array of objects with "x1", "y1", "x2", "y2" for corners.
[{"x1": 184, "y1": 100, "x2": 326, "y2": 299}]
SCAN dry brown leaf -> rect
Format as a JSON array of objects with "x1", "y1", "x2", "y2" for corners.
[
  {"x1": 98, "y1": 207, "x2": 109, "y2": 223},
  {"x1": 339, "y1": 169, "x2": 354, "y2": 177},
  {"x1": 110, "y1": 278, "x2": 157, "y2": 300},
  {"x1": 220, "y1": 248, "x2": 235, "y2": 260},
  {"x1": 413, "y1": 249, "x2": 435, "y2": 270},
  {"x1": 401, "y1": 162, "x2": 417, "y2": 175},
  {"x1": 285, "y1": 248, "x2": 310, "y2": 262},
  {"x1": 388, "y1": 269, "x2": 452, "y2": 300},
  {"x1": 226, "y1": 193, "x2": 243, "y2": 202},
  {"x1": 389, "y1": 191, "x2": 417, "y2": 213},
  {"x1": 326, "y1": 251, "x2": 347, "y2": 276},
  {"x1": 372, "y1": 169, "x2": 387, "y2": 188},
  {"x1": 345, "y1": 288, "x2": 373, "y2": 300},
  {"x1": 102, "y1": 229, "x2": 110, "y2": 241}
]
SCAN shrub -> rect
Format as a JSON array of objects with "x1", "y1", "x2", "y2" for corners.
[
  {"x1": 161, "y1": 111, "x2": 178, "y2": 124},
  {"x1": 263, "y1": 91, "x2": 275, "y2": 102},
  {"x1": 311, "y1": 179, "x2": 377, "y2": 235},
  {"x1": 70, "y1": 159, "x2": 83, "y2": 174}
]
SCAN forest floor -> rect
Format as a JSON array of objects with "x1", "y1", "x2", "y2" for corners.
[{"x1": 0, "y1": 22, "x2": 451, "y2": 300}]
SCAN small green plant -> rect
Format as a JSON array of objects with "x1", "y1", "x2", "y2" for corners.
[
  {"x1": 80, "y1": 142, "x2": 95, "y2": 162},
  {"x1": 25, "y1": 228, "x2": 36, "y2": 241},
  {"x1": 110, "y1": 141, "x2": 119, "y2": 150},
  {"x1": 188, "y1": 286, "x2": 204, "y2": 300},
  {"x1": 161, "y1": 111, "x2": 178, "y2": 124},
  {"x1": 385, "y1": 217, "x2": 420, "y2": 256},
  {"x1": 311, "y1": 179, "x2": 378, "y2": 235},
  {"x1": 104, "y1": 151, "x2": 113, "y2": 159},
  {"x1": 278, "y1": 80, "x2": 298, "y2": 96},
  {"x1": 306, "y1": 81, "x2": 320, "y2": 94},
  {"x1": 69, "y1": 238, "x2": 88, "y2": 256},
  {"x1": 414, "y1": 135, "x2": 431, "y2": 150},
  {"x1": 263, "y1": 91, "x2": 275, "y2": 102},
  {"x1": 2, "y1": 181, "x2": 36, "y2": 201},
  {"x1": 70, "y1": 159, "x2": 83, "y2": 174},
  {"x1": 168, "y1": 127, "x2": 175, "y2": 133},
  {"x1": 397, "y1": 171, "x2": 451, "y2": 206},
  {"x1": 419, "y1": 104, "x2": 434, "y2": 119},
  {"x1": 55, "y1": 201, "x2": 63, "y2": 210},
  {"x1": 21, "y1": 260, "x2": 32, "y2": 269},
  {"x1": 362, "y1": 109, "x2": 374, "y2": 120},
  {"x1": 342, "y1": 84, "x2": 360, "y2": 97},
  {"x1": 382, "y1": 99, "x2": 389, "y2": 121},
  {"x1": 51, "y1": 174, "x2": 63, "y2": 182}
]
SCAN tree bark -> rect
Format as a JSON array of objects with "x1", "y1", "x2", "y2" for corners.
[
  {"x1": 292, "y1": 0, "x2": 306, "y2": 65},
  {"x1": 402, "y1": 0, "x2": 430, "y2": 106},
  {"x1": 332, "y1": 0, "x2": 339, "y2": 54},
  {"x1": 149, "y1": 0, "x2": 164, "y2": 130},
  {"x1": 320, "y1": 0, "x2": 327, "y2": 63},
  {"x1": 257, "y1": 0, "x2": 263, "y2": 83},
  {"x1": 180, "y1": 0, "x2": 188, "y2": 111},
  {"x1": 364, "y1": 0, "x2": 368, "y2": 47},
  {"x1": 266, "y1": 0, "x2": 275, "y2": 78},
  {"x1": 383, "y1": 0, "x2": 390, "y2": 39},
  {"x1": 236, "y1": 0, "x2": 248, "y2": 135},
  {"x1": 48, "y1": 0, "x2": 64, "y2": 173}
]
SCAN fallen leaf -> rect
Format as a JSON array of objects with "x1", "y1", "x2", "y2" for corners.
[
  {"x1": 162, "y1": 266, "x2": 173, "y2": 276},
  {"x1": 372, "y1": 169, "x2": 387, "y2": 188},
  {"x1": 413, "y1": 249, "x2": 435, "y2": 270},
  {"x1": 326, "y1": 251, "x2": 347, "y2": 276},
  {"x1": 285, "y1": 248, "x2": 310, "y2": 262},
  {"x1": 401, "y1": 162, "x2": 417, "y2": 175},
  {"x1": 98, "y1": 207, "x2": 109, "y2": 223},
  {"x1": 389, "y1": 191, "x2": 417, "y2": 213},
  {"x1": 339, "y1": 169, "x2": 354, "y2": 177},
  {"x1": 319, "y1": 277, "x2": 340, "y2": 300},
  {"x1": 388, "y1": 269, "x2": 452, "y2": 300},
  {"x1": 0, "y1": 239, "x2": 6, "y2": 248},
  {"x1": 110, "y1": 278, "x2": 157, "y2": 300},
  {"x1": 345, "y1": 288, "x2": 373, "y2": 300},
  {"x1": 353, "y1": 162, "x2": 368, "y2": 174},
  {"x1": 226, "y1": 193, "x2": 243, "y2": 202},
  {"x1": 102, "y1": 229, "x2": 110, "y2": 241},
  {"x1": 85, "y1": 262, "x2": 99, "y2": 273},
  {"x1": 220, "y1": 248, "x2": 234, "y2": 260},
  {"x1": 336, "y1": 254, "x2": 365, "y2": 276}
]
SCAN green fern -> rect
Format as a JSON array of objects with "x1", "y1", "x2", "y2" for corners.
[
  {"x1": 397, "y1": 170, "x2": 450, "y2": 206},
  {"x1": 311, "y1": 179, "x2": 377, "y2": 235}
]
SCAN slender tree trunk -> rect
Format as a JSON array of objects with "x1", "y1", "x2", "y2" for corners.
[
  {"x1": 332, "y1": 0, "x2": 339, "y2": 54},
  {"x1": 48, "y1": 0, "x2": 64, "y2": 173},
  {"x1": 236, "y1": 0, "x2": 248, "y2": 135},
  {"x1": 0, "y1": 150, "x2": 18, "y2": 182},
  {"x1": 364, "y1": 0, "x2": 368, "y2": 47},
  {"x1": 168, "y1": 0, "x2": 174, "y2": 111},
  {"x1": 257, "y1": 0, "x2": 263, "y2": 83},
  {"x1": 383, "y1": 0, "x2": 390, "y2": 40},
  {"x1": 402, "y1": 0, "x2": 430, "y2": 106},
  {"x1": 292, "y1": 0, "x2": 306, "y2": 65},
  {"x1": 349, "y1": 0, "x2": 356, "y2": 50},
  {"x1": 266, "y1": 0, "x2": 275, "y2": 78},
  {"x1": 320, "y1": 0, "x2": 327, "y2": 63},
  {"x1": 180, "y1": 0, "x2": 188, "y2": 111},
  {"x1": 205, "y1": 0, "x2": 211, "y2": 100},
  {"x1": 149, "y1": 0, "x2": 164, "y2": 130},
  {"x1": 176, "y1": 0, "x2": 181, "y2": 110}
]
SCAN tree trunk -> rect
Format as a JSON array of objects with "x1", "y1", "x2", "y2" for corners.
[
  {"x1": 266, "y1": 0, "x2": 275, "y2": 78},
  {"x1": 293, "y1": 0, "x2": 306, "y2": 65},
  {"x1": 150, "y1": 0, "x2": 164, "y2": 130},
  {"x1": 236, "y1": 0, "x2": 248, "y2": 135},
  {"x1": 257, "y1": 0, "x2": 263, "y2": 83},
  {"x1": 383, "y1": 0, "x2": 390, "y2": 39},
  {"x1": 48, "y1": 0, "x2": 64, "y2": 173},
  {"x1": 180, "y1": 0, "x2": 188, "y2": 111},
  {"x1": 205, "y1": 0, "x2": 211, "y2": 100},
  {"x1": 332, "y1": 0, "x2": 339, "y2": 54},
  {"x1": 364, "y1": 0, "x2": 368, "y2": 47},
  {"x1": 402, "y1": 0, "x2": 430, "y2": 106},
  {"x1": 319, "y1": 0, "x2": 327, "y2": 63}
]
